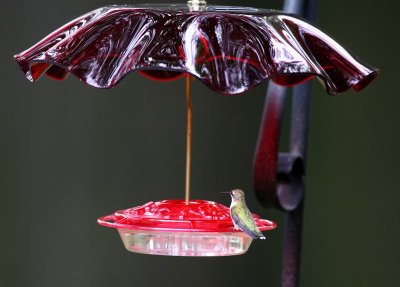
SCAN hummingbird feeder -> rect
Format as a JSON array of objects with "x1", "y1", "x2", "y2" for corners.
[
  {"x1": 98, "y1": 199, "x2": 276, "y2": 256},
  {"x1": 14, "y1": 0, "x2": 377, "y2": 261}
]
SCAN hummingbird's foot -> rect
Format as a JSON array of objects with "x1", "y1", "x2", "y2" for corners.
[{"x1": 233, "y1": 222, "x2": 241, "y2": 231}]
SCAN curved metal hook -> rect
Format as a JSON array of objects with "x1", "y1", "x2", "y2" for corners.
[{"x1": 252, "y1": 0, "x2": 315, "y2": 212}]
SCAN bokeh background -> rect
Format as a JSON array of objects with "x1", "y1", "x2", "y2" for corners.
[{"x1": 1, "y1": 0, "x2": 399, "y2": 286}]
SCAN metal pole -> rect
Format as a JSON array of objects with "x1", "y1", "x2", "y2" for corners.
[
  {"x1": 281, "y1": 3, "x2": 317, "y2": 287},
  {"x1": 281, "y1": 83, "x2": 313, "y2": 287}
]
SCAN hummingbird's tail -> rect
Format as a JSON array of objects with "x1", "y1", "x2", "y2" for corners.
[{"x1": 254, "y1": 232, "x2": 266, "y2": 240}]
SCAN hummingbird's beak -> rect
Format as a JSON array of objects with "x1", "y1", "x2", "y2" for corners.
[{"x1": 221, "y1": 191, "x2": 232, "y2": 195}]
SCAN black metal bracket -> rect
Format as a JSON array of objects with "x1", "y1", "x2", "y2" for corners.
[{"x1": 253, "y1": 1, "x2": 317, "y2": 287}]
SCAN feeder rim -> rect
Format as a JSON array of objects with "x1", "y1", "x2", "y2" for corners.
[{"x1": 98, "y1": 214, "x2": 277, "y2": 232}]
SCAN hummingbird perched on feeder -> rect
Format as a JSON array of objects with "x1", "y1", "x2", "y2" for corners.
[{"x1": 223, "y1": 189, "x2": 265, "y2": 239}]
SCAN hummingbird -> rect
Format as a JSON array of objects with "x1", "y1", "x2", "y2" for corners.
[{"x1": 223, "y1": 189, "x2": 265, "y2": 239}]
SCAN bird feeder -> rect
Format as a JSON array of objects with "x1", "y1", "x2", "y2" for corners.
[
  {"x1": 98, "y1": 199, "x2": 276, "y2": 256},
  {"x1": 14, "y1": 0, "x2": 377, "y2": 261}
]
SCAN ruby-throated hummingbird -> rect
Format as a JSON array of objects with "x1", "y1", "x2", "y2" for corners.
[{"x1": 223, "y1": 189, "x2": 265, "y2": 239}]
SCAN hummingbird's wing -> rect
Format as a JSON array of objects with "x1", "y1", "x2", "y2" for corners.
[{"x1": 231, "y1": 204, "x2": 265, "y2": 239}]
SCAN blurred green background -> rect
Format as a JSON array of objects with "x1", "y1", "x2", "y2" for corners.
[{"x1": 1, "y1": 0, "x2": 398, "y2": 286}]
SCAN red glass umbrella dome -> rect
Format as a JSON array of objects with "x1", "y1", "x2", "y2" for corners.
[{"x1": 14, "y1": 4, "x2": 378, "y2": 95}]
